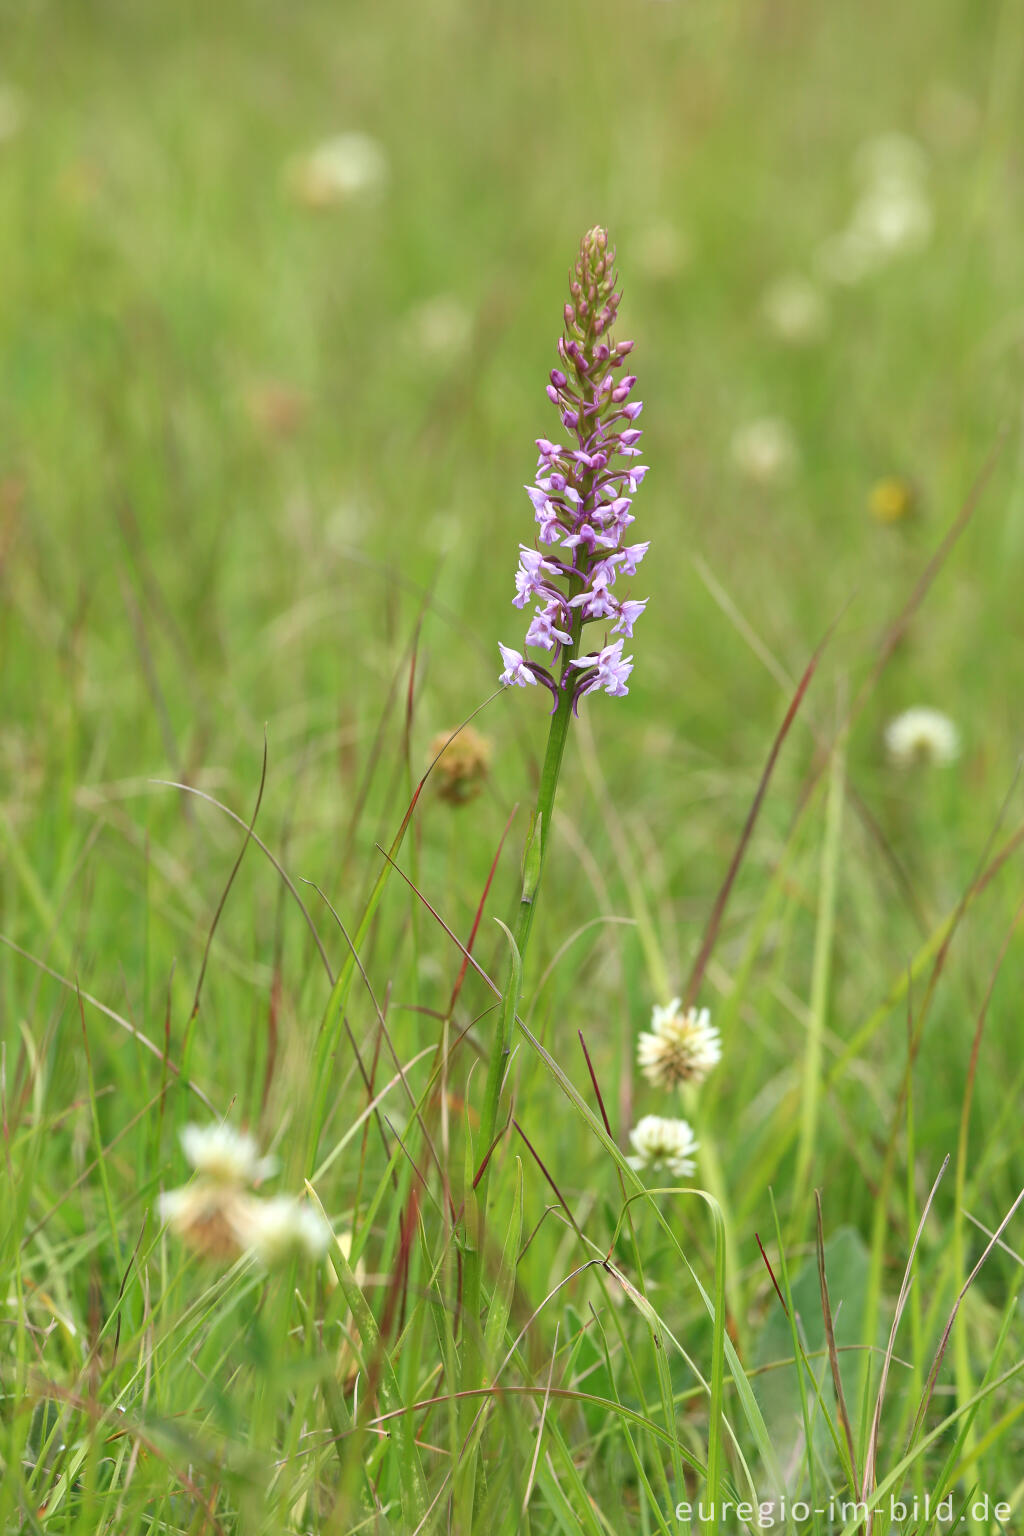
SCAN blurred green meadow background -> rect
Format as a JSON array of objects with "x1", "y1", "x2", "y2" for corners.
[{"x1": 2, "y1": 0, "x2": 1024, "y2": 1531}]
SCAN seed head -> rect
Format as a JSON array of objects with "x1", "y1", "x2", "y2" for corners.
[{"x1": 429, "y1": 725, "x2": 492, "y2": 804}]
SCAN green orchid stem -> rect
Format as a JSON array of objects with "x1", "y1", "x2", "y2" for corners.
[
  {"x1": 475, "y1": 609, "x2": 583, "y2": 1205},
  {"x1": 456, "y1": 619, "x2": 582, "y2": 1527}
]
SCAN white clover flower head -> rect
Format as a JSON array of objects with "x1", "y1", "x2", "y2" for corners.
[
  {"x1": 627, "y1": 1116, "x2": 699, "y2": 1179},
  {"x1": 884, "y1": 707, "x2": 960, "y2": 768},
  {"x1": 289, "y1": 132, "x2": 389, "y2": 208},
  {"x1": 637, "y1": 998, "x2": 722, "y2": 1090},
  {"x1": 180, "y1": 1123, "x2": 277, "y2": 1187},
  {"x1": 730, "y1": 417, "x2": 799, "y2": 486},
  {"x1": 817, "y1": 130, "x2": 932, "y2": 286},
  {"x1": 158, "y1": 1184, "x2": 253, "y2": 1260},
  {"x1": 241, "y1": 1196, "x2": 331, "y2": 1267},
  {"x1": 851, "y1": 181, "x2": 933, "y2": 258},
  {"x1": 761, "y1": 274, "x2": 829, "y2": 346}
]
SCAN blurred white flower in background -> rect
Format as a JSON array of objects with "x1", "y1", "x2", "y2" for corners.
[
  {"x1": 409, "y1": 294, "x2": 473, "y2": 364},
  {"x1": 0, "y1": 84, "x2": 23, "y2": 144},
  {"x1": 627, "y1": 1116, "x2": 699, "y2": 1179},
  {"x1": 730, "y1": 416, "x2": 799, "y2": 486},
  {"x1": 243, "y1": 1195, "x2": 331, "y2": 1266},
  {"x1": 761, "y1": 273, "x2": 830, "y2": 345},
  {"x1": 181, "y1": 1122, "x2": 277, "y2": 1185},
  {"x1": 884, "y1": 707, "x2": 960, "y2": 768},
  {"x1": 288, "y1": 132, "x2": 389, "y2": 208},
  {"x1": 817, "y1": 130, "x2": 933, "y2": 285},
  {"x1": 160, "y1": 1123, "x2": 329, "y2": 1267},
  {"x1": 851, "y1": 180, "x2": 933, "y2": 258}
]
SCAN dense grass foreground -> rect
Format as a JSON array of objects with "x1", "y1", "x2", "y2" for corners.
[{"x1": 2, "y1": 0, "x2": 1024, "y2": 1531}]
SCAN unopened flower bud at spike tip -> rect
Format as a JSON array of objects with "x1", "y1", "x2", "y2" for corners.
[{"x1": 499, "y1": 228, "x2": 650, "y2": 703}]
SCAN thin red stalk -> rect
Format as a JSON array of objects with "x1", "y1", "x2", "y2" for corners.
[
  {"x1": 447, "y1": 804, "x2": 518, "y2": 1017},
  {"x1": 684, "y1": 620, "x2": 836, "y2": 1008}
]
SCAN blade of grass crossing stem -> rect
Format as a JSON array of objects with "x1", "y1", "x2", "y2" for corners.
[
  {"x1": 307, "y1": 780, "x2": 424, "y2": 1172},
  {"x1": 460, "y1": 1156, "x2": 525, "y2": 1483},
  {"x1": 78, "y1": 1004, "x2": 123, "y2": 1275},
  {"x1": 455, "y1": 1093, "x2": 484, "y2": 1530},
  {"x1": 604, "y1": 1250, "x2": 756, "y2": 1495},
  {"x1": 384, "y1": 857, "x2": 780, "y2": 1490},
  {"x1": 770, "y1": 1192, "x2": 824, "y2": 1526},
  {"x1": 692, "y1": 1110, "x2": 743, "y2": 1356},
  {"x1": 518, "y1": 1014, "x2": 782, "y2": 1489},
  {"x1": 653, "y1": 1322, "x2": 693, "y2": 1526},
  {"x1": 684, "y1": 619, "x2": 837, "y2": 1010},
  {"x1": 592, "y1": 1271, "x2": 683, "y2": 1516},
  {"x1": 795, "y1": 726, "x2": 845, "y2": 1217},
  {"x1": 304, "y1": 1183, "x2": 428, "y2": 1527},
  {"x1": 815, "y1": 1193, "x2": 859, "y2": 1490},
  {"x1": 535, "y1": 1442, "x2": 605, "y2": 1536},
  {"x1": 588, "y1": 1307, "x2": 675, "y2": 1536},
  {"x1": 478, "y1": 917, "x2": 523, "y2": 1191},
  {"x1": 483, "y1": 1156, "x2": 523, "y2": 1370},
  {"x1": 931, "y1": 1291, "x2": 1018, "y2": 1511},
  {"x1": 705, "y1": 1183, "x2": 728, "y2": 1516},
  {"x1": 457, "y1": 920, "x2": 524, "y2": 1519},
  {"x1": 903, "y1": 995, "x2": 926, "y2": 1512},
  {"x1": 832, "y1": 1359, "x2": 1024, "y2": 1536}
]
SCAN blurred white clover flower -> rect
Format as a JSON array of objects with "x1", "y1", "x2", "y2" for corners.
[
  {"x1": 158, "y1": 1184, "x2": 254, "y2": 1260},
  {"x1": 884, "y1": 707, "x2": 960, "y2": 768},
  {"x1": 761, "y1": 274, "x2": 829, "y2": 345},
  {"x1": 242, "y1": 1195, "x2": 331, "y2": 1266},
  {"x1": 817, "y1": 130, "x2": 933, "y2": 285},
  {"x1": 637, "y1": 999, "x2": 721, "y2": 1090},
  {"x1": 850, "y1": 180, "x2": 933, "y2": 259},
  {"x1": 730, "y1": 416, "x2": 799, "y2": 486},
  {"x1": 180, "y1": 1123, "x2": 277, "y2": 1186},
  {"x1": 288, "y1": 132, "x2": 389, "y2": 208},
  {"x1": 160, "y1": 1125, "x2": 329, "y2": 1267},
  {"x1": 627, "y1": 1116, "x2": 699, "y2": 1179}
]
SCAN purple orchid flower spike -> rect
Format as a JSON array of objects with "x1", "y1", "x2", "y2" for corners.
[{"x1": 498, "y1": 226, "x2": 649, "y2": 705}]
